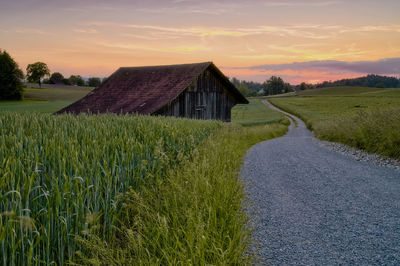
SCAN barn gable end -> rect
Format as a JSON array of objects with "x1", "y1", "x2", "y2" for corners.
[
  {"x1": 56, "y1": 62, "x2": 248, "y2": 121},
  {"x1": 154, "y1": 68, "x2": 239, "y2": 121}
]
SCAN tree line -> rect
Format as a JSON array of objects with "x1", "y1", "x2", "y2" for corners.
[
  {"x1": 317, "y1": 74, "x2": 400, "y2": 88},
  {"x1": 0, "y1": 50, "x2": 105, "y2": 100},
  {"x1": 25, "y1": 62, "x2": 105, "y2": 88},
  {"x1": 231, "y1": 73, "x2": 400, "y2": 98},
  {"x1": 42, "y1": 73, "x2": 105, "y2": 87},
  {"x1": 231, "y1": 76, "x2": 294, "y2": 97}
]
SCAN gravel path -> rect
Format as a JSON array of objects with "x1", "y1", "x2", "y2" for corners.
[{"x1": 241, "y1": 100, "x2": 400, "y2": 265}]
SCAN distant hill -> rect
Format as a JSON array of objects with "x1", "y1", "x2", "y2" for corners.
[
  {"x1": 317, "y1": 74, "x2": 400, "y2": 88},
  {"x1": 297, "y1": 86, "x2": 400, "y2": 97}
]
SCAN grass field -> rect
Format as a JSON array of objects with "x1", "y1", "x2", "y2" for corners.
[
  {"x1": 269, "y1": 86, "x2": 400, "y2": 159},
  {"x1": 24, "y1": 87, "x2": 91, "y2": 101},
  {"x1": 0, "y1": 87, "x2": 91, "y2": 113},
  {"x1": 1, "y1": 93, "x2": 288, "y2": 264},
  {"x1": 232, "y1": 98, "x2": 285, "y2": 126}
]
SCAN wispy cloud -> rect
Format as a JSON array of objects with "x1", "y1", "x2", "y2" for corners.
[
  {"x1": 120, "y1": 33, "x2": 179, "y2": 41},
  {"x1": 14, "y1": 28, "x2": 49, "y2": 35},
  {"x1": 98, "y1": 42, "x2": 209, "y2": 53},
  {"x1": 73, "y1": 28, "x2": 98, "y2": 34},
  {"x1": 136, "y1": 6, "x2": 230, "y2": 15},
  {"x1": 341, "y1": 25, "x2": 400, "y2": 33},
  {"x1": 264, "y1": 1, "x2": 341, "y2": 7},
  {"x1": 87, "y1": 22, "x2": 248, "y2": 37},
  {"x1": 86, "y1": 21, "x2": 400, "y2": 40}
]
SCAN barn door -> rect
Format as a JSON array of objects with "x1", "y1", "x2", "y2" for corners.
[
  {"x1": 195, "y1": 92, "x2": 206, "y2": 119},
  {"x1": 195, "y1": 108, "x2": 203, "y2": 119}
]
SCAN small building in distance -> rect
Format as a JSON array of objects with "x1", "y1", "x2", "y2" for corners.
[{"x1": 56, "y1": 62, "x2": 248, "y2": 122}]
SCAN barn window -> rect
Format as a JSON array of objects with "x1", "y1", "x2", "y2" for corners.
[{"x1": 196, "y1": 105, "x2": 206, "y2": 110}]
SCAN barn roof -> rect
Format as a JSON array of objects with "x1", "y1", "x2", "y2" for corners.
[{"x1": 56, "y1": 62, "x2": 248, "y2": 115}]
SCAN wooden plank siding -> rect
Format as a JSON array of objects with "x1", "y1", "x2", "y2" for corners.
[{"x1": 154, "y1": 69, "x2": 237, "y2": 122}]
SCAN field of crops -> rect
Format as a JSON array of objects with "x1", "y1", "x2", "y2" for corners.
[
  {"x1": 0, "y1": 112, "x2": 220, "y2": 265},
  {"x1": 0, "y1": 89, "x2": 289, "y2": 264},
  {"x1": 269, "y1": 86, "x2": 400, "y2": 159}
]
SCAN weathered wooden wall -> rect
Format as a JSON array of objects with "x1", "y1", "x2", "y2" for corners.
[{"x1": 154, "y1": 69, "x2": 237, "y2": 121}]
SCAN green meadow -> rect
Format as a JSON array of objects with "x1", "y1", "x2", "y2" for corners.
[
  {"x1": 269, "y1": 86, "x2": 400, "y2": 159},
  {"x1": 0, "y1": 89, "x2": 287, "y2": 264},
  {"x1": 232, "y1": 98, "x2": 284, "y2": 126},
  {"x1": 0, "y1": 87, "x2": 91, "y2": 113}
]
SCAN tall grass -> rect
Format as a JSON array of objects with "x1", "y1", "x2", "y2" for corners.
[
  {"x1": 75, "y1": 123, "x2": 289, "y2": 265},
  {"x1": 314, "y1": 109, "x2": 400, "y2": 159},
  {"x1": 0, "y1": 112, "x2": 219, "y2": 265}
]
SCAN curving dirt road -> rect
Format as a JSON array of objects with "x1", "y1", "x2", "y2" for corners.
[{"x1": 241, "y1": 100, "x2": 400, "y2": 265}]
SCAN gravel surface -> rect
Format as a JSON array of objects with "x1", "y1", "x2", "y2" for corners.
[
  {"x1": 241, "y1": 100, "x2": 400, "y2": 265},
  {"x1": 316, "y1": 140, "x2": 400, "y2": 171}
]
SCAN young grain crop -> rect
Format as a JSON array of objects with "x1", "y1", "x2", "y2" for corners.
[{"x1": 0, "y1": 112, "x2": 220, "y2": 265}]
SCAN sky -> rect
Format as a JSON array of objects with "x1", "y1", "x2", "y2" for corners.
[{"x1": 1, "y1": 0, "x2": 399, "y2": 84}]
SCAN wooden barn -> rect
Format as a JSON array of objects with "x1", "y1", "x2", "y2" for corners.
[{"x1": 56, "y1": 62, "x2": 248, "y2": 121}]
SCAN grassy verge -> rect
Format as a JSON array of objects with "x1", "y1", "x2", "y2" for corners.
[
  {"x1": 314, "y1": 109, "x2": 400, "y2": 158},
  {"x1": 76, "y1": 122, "x2": 288, "y2": 265},
  {"x1": 269, "y1": 86, "x2": 400, "y2": 159}
]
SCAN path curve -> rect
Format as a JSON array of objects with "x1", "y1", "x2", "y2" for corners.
[{"x1": 241, "y1": 100, "x2": 400, "y2": 265}]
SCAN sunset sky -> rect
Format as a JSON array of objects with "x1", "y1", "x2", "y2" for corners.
[{"x1": 1, "y1": 0, "x2": 399, "y2": 84}]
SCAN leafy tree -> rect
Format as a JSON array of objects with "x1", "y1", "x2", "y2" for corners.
[
  {"x1": 375, "y1": 82, "x2": 386, "y2": 88},
  {"x1": 263, "y1": 76, "x2": 291, "y2": 95},
  {"x1": 299, "y1": 82, "x2": 307, "y2": 90},
  {"x1": 63, "y1": 78, "x2": 71, "y2": 85},
  {"x1": 26, "y1": 62, "x2": 50, "y2": 88},
  {"x1": 42, "y1": 78, "x2": 52, "y2": 84},
  {"x1": 0, "y1": 50, "x2": 24, "y2": 100},
  {"x1": 231, "y1": 77, "x2": 241, "y2": 88},
  {"x1": 263, "y1": 76, "x2": 283, "y2": 95},
  {"x1": 241, "y1": 80, "x2": 263, "y2": 94},
  {"x1": 69, "y1": 75, "x2": 85, "y2": 86},
  {"x1": 88, "y1": 77, "x2": 101, "y2": 87},
  {"x1": 284, "y1": 82, "x2": 294, "y2": 92},
  {"x1": 298, "y1": 82, "x2": 315, "y2": 90},
  {"x1": 237, "y1": 83, "x2": 257, "y2": 97},
  {"x1": 50, "y1": 72, "x2": 64, "y2": 84},
  {"x1": 231, "y1": 77, "x2": 263, "y2": 96}
]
